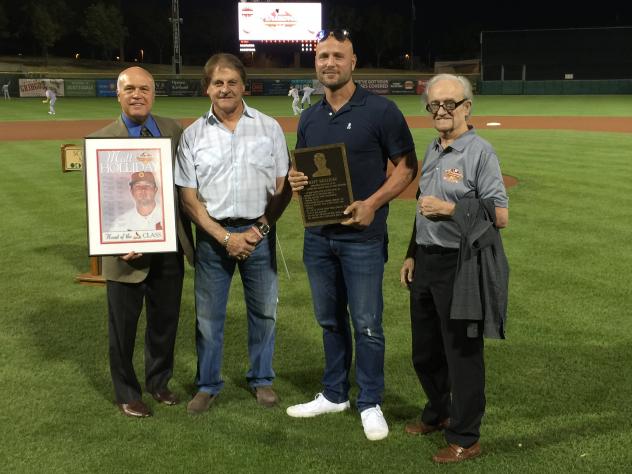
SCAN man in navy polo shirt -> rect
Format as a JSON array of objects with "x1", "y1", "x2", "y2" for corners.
[{"x1": 286, "y1": 29, "x2": 417, "y2": 441}]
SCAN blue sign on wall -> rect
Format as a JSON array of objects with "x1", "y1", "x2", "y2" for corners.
[{"x1": 96, "y1": 79, "x2": 117, "y2": 97}]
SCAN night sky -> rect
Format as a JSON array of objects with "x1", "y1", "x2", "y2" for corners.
[
  {"x1": 226, "y1": 1, "x2": 632, "y2": 34},
  {"x1": 207, "y1": 1, "x2": 632, "y2": 66},
  {"x1": 2, "y1": 0, "x2": 632, "y2": 67}
]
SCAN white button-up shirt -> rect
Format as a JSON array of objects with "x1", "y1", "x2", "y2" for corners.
[{"x1": 175, "y1": 101, "x2": 289, "y2": 219}]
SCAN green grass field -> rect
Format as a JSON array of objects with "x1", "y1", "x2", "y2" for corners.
[
  {"x1": 3, "y1": 94, "x2": 632, "y2": 122},
  {"x1": 1, "y1": 96, "x2": 631, "y2": 472}
]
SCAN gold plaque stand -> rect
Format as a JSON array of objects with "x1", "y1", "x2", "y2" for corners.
[
  {"x1": 60, "y1": 144, "x2": 103, "y2": 285},
  {"x1": 75, "y1": 256, "x2": 105, "y2": 286},
  {"x1": 61, "y1": 143, "x2": 83, "y2": 172}
]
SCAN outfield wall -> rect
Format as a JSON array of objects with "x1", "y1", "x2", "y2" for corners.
[
  {"x1": 0, "y1": 75, "x2": 430, "y2": 98},
  {"x1": 6, "y1": 73, "x2": 626, "y2": 97},
  {"x1": 9, "y1": 74, "x2": 628, "y2": 98}
]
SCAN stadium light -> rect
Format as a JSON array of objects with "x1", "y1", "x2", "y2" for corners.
[{"x1": 169, "y1": 0, "x2": 183, "y2": 75}]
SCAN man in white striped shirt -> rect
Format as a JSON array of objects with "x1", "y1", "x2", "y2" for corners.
[{"x1": 176, "y1": 53, "x2": 292, "y2": 414}]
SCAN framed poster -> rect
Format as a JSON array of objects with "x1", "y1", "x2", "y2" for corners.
[
  {"x1": 84, "y1": 137, "x2": 177, "y2": 256},
  {"x1": 290, "y1": 143, "x2": 354, "y2": 227}
]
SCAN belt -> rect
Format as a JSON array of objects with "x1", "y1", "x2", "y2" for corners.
[
  {"x1": 419, "y1": 245, "x2": 459, "y2": 255},
  {"x1": 215, "y1": 217, "x2": 259, "y2": 227}
]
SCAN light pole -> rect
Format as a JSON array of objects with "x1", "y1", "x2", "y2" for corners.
[
  {"x1": 169, "y1": 0, "x2": 183, "y2": 75},
  {"x1": 410, "y1": 0, "x2": 415, "y2": 70}
]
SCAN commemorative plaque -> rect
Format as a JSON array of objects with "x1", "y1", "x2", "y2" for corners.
[
  {"x1": 61, "y1": 143, "x2": 83, "y2": 172},
  {"x1": 290, "y1": 143, "x2": 354, "y2": 227}
]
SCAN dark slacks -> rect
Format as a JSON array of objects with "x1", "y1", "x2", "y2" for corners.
[
  {"x1": 106, "y1": 253, "x2": 184, "y2": 403},
  {"x1": 410, "y1": 246, "x2": 485, "y2": 448}
]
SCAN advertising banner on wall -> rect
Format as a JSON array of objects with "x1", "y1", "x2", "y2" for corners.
[
  {"x1": 355, "y1": 79, "x2": 389, "y2": 95},
  {"x1": 154, "y1": 80, "x2": 170, "y2": 96},
  {"x1": 169, "y1": 79, "x2": 203, "y2": 97},
  {"x1": 96, "y1": 79, "x2": 117, "y2": 97},
  {"x1": 248, "y1": 80, "x2": 265, "y2": 96},
  {"x1": 263, "y1": 79, "x2": 293, "y2": 96},
  {"x1": 19, "y1": 78, "x2": 65, "y2": 97},
  {"x1": 65, "y1": 79, "x2": 96, "y2": 97},
  {"x1": 389, "y1": 79, "x2": 418, "y2": 95},
  {"x1": 416, "y1": 79, "x2": 428, "y2": 95}
]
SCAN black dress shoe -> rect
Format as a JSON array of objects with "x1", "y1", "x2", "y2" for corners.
[
  {"x1": 117, "y1": 400, "x2": 152, "y2": 417},
  {"x1": 151, "y1": 389, "x2": 180, "y2": 406}
]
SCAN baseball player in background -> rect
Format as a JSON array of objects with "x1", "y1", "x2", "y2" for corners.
[
  {"x1": 288, "y1": 85, "x2": 301, "y2": 115},
  {"x1": 301, "y1": 84, "x2": 315, "y2": 109},
  {"x1": 2, "y1": 82, "x2": 9, "y2": 100},
  {"x1": 42, "y1": 86, "x2": 57, "y2": 115}
]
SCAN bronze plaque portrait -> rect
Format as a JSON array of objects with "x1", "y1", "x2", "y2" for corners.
[{"x1": 291, "y1": 143, "x2": 354, "y2": 227}]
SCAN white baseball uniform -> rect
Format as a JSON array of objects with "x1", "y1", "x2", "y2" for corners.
[
  {"x1": 45, "y1": 89, "x2": 57, "y2": 114},
  {"x1": 288, "y1": 86, "x2": 301, "y2": 115},
  {"x1": 301, "y1": 86, "x2": 315, "y2": 107}
]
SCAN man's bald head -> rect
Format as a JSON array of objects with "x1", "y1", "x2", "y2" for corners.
[
  {"x1": 117, "y1": 66, "x2": 155, "y2": 93},
  {"x1": 116, "y1": 67, "x2": 155, "y2": 124}
]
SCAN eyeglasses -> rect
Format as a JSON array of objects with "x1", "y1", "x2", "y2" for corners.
[
  {"x1": 425, "y1": 98, "x2": 468, "y2": 114},
  {"x1": 316, "y1": 29, "x2": 351, "y2": 43}
]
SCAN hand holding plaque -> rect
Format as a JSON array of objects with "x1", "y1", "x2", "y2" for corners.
[{"x1": 290, "y1": 143, "x2": 354, "y2": 227}]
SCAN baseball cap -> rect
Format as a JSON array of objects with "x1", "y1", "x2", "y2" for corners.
[{"x1": 129, "y1": 171, "x2": 156, "y2": 186}]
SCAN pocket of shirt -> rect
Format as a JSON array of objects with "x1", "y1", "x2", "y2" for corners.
[{"x1": 246, "y1": 137, "x2": 275, "y2": 170}]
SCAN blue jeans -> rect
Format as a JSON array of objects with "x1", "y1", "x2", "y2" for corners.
[
  {"x1": 302, "y1": 231, "x2": 386, "y2": 411},
  {"x1": 194, "y1": 225, "x2": 278, "y2": 395}
]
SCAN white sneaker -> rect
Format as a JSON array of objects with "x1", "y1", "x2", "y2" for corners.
[
  {"x1": 361, "y1": 405, "x2": 389, "y2": 441},
  {"x1": 286, "y1": 393, "x2": 350, "y2": 418}
]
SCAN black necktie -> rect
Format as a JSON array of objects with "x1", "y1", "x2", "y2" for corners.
[{"x1": 140, "y1": 126, "x2": 152, "y2": 137}]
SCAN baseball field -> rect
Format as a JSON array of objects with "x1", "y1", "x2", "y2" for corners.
[{"x1": 1, "y1": 94, "x2": 631, "y2": 472}]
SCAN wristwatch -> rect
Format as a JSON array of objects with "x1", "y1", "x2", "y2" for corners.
[{"x1": 255, "y1": 221, "x2": 271, "y2": 237}]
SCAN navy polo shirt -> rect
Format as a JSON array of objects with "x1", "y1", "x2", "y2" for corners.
[{"x1": 296, "y1": 84, "x2": 415, "y2": 241}]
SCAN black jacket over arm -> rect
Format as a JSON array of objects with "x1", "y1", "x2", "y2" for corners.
[{"x1": 450, "y1": 197, "x2": 509, "y2": 339}]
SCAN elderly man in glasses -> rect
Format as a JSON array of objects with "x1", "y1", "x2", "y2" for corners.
[
  {"x1": 399, "y1": 74, "x2": 509, "y2": 463},
  {"x1": 286, "y1": 29, "x2": 417, "y2": 441}
]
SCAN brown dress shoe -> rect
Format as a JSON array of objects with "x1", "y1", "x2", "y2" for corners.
[
  {"x1": 151, "y1": 389, "x2": 179, "y2": 406},
  {"x1": 254, "y1": 386, "x2": 279, "y2": 408},
  {"x1": 432, "y1": 442, "x2": 481, "y2": 463},
  {"x1": 117, "y1": 400, "x2": 152, "y2": 418},
  {"x1": 405, "y1": 417, "x2": 450, "y2": 435},
  {"x1": 187, "y1": 392, "x2": 217, "y2": 415}
]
